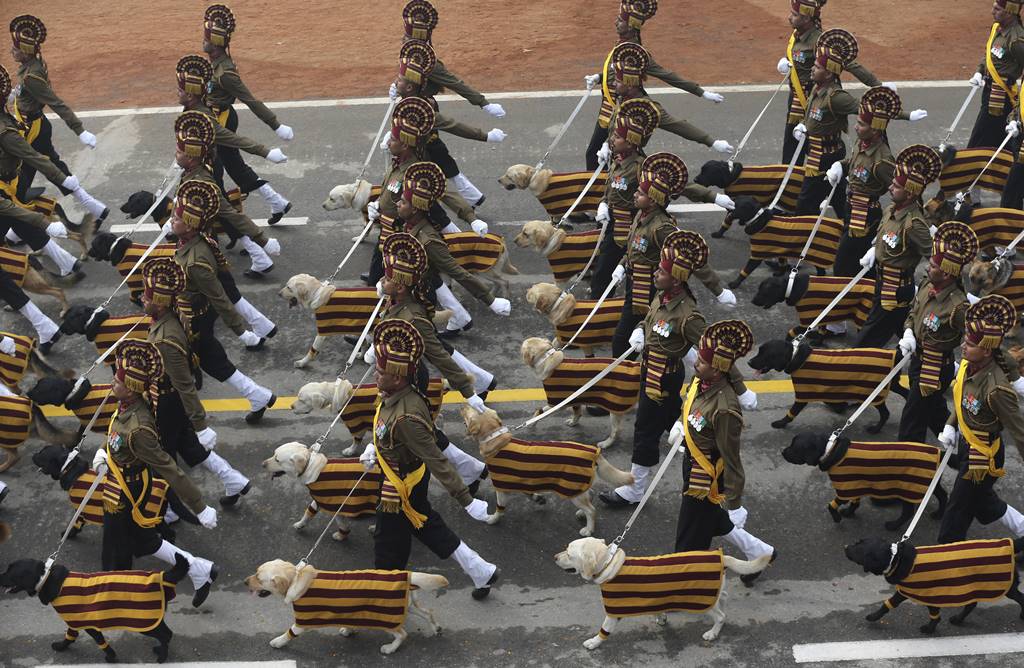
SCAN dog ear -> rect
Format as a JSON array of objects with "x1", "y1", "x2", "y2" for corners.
[
  {"x1": 576, "y1": 541, "x2": 606, "y2": 581},
  {"x1": 271, "y1": 574, "x2": 290, "y2": 596},
  {"x1": 529, "y1": 168, "x2": 552, "y2": 196},
  {"x1": 287, "y1": 449, "x2": 309, "y2": 474}
]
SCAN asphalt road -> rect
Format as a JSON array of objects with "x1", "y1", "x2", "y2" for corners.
[{"x1": 1, "y1": 83, "x2": 1021, "y2": 668}]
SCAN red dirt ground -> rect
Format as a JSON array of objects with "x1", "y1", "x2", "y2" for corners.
[{"x1": 11, "y1": 1, "x2": 996, "y2": 110}]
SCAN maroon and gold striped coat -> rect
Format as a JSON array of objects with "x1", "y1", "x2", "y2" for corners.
[
  {"x1": 112, "y1": 243, "x2": 177, "y2": 299},
  {"x1": 748, "y1": 214, "x2": 843, "y2": 270},
  {"x1": 938, "y1": 148, "x2": 1012, "y2": 195},
  {"x1": 725, "y1": 164, "x2": 805, "y2": 211},
  {"x1": 52, "y1": 570, "x2": 175, "y2": 632},
  {"x1": 341, "y1": 380, "x2": 444, "y2": 440},
  {"x1": 0, "y1": 394, "x2": 32, "y2": 450},
  {"x1": 791, "y1": 276, "x2": 875, "y2": 331},
  {"x1": 547, "y1": 229, "x2": 601, "y2": 284},
  {"x1": 0, "y1": 247, "x2": 29, "y2": 286},
  {"x1": 314, "y1": 287, "x2": 378, "y2": 337},
  {"x1": 600, "y1": 551, "x2": 725, "y2": 617},
  {"x1": 306, "y1": 458, "x2": 382, "y2": 518},
  {"x1": 69, "y1": 384, "x2": 117, "y2": 434},
  {"x1": 541, "y1": 357, "x2": 641, "y2": 414},
  {"x1": 968, "y1": 208, "x2": 1024, "y2": 253},
  {"x1": 536, "y1": 172, "x2": 607, "y2": 219},
  {"x1": 0, "y1": 331, "x2": 33, "y2": 390},
  {"x1": 893, "y1": 539, "x2": 1016, "y2": 608},
  {"x1": 823, "y1": 440, "x2": 942, "y2": 504},
  {"x1": 553, "y1": 297, "x2": 624, "y2": 350},
  {"x1": 90, "y1": 315, "x2": 151, "y2": 363},
  {"x1": 443, "y1": 232, "x2": 504, "y2": 273},
  {"x1": 791, "y1": 348, "x2": 897, "y2": 406},
  {"x1": 292, "y1": 570, "x2": 410, "y2": 630},
  {"x1": 486, "y1": 439, "x2": 600, "y2": 500}
]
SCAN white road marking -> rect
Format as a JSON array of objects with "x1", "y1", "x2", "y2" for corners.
[
  {"x1": 41, "y1": 663, "x2": 296, "y2": 668},
  {"x1": 792, "y1": 633, "x2": 1024, "y2": 663},
  {"x1": 107, "y1": 217, "x2": 308, "y2": 234}
]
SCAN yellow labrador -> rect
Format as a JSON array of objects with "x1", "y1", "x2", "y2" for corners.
[
  {"x1": 555, "y1": 537, "x2": 770, "y2": 650},
  {"x1": 246, "y1": 559, "x2": 447, "y2": 654},
  {"x1": 513, "y1": 220, "x2": 567, "y2": 257},
  {"x1": 322, "y1": 179, "x2": 373, "y2": 213},
  {"x1": 498, "y1": 164, "x2": 553, "y2": 197}
]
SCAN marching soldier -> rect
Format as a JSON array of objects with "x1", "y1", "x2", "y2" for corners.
[
  {"x1": 202, "y1": 4, "x2": 294, "y2": 223},
  {"x1": 170, "y1": 175, "x2": 277, "y2": 424},
  {"x1": 855, "y1": 145, "x2": 942, "y2": 347},
  {"x1": 583, "y1": 0, "x2": 725, "y2": 171},
  {"x1": 600, "y1": 231, "x2": 754, "y2": 507},
  {"x1": 367, "y1": 319, "x2": 500, "y2": 599},
  {"x1": 967, "y1": 0, "x2": 1024, "y2": 149},
  {"x1": 92, "y1": 341, "x2": 220, "y2": 607},
  {"x1": 669, "y1": 320, "x2": 776, "y2": 585},
  {"x1": 141, "y1": 258, "x2": 252, "y2": 507},
  {"x1": 937, "y1": 295, "x2": 1024, "y2": 543},
  {"x1": 777, "y1": 1, "x2": 882, "y2": 164},
  {"x1": 999, "y1": 51, "x2": 1024, "y2": 207}
]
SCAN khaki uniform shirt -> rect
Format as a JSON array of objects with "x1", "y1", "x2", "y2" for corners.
[
  {"x1": 874, "y1": 201, "x2": 932, "y2": 271},
  {"x1": 406, "y1": 218, "x2": 494, "y2": 304},
  {"x1": 190, "y1": 101, "x2": 270, "y2": 158},
  {"x1": 378, "y1": 155, "x2": 477, "y2": 223},
  {"x1": 207, "y1": 54, "x2": 280, "y2": 129},
  {"x1": 15, "y1": 57, "x2": 84, "y2": 134},
  {"x1": 977, "y1": 21, "x2": 1024, "y2": 81},
  {"x1": 0, "y1": 113, "x2": 66, "y2": 185},
  {"x1": 424, "y1": 59, "x2": 488, "y2": 107},
  {"x1": 803, "y1": 82, "x2": 859, "y2": 136},
  {"x1": 175, "y1": 235, "x2": 247, "y2": 335},
  {"x1": 384, "y1": 298, "x2": 475, "y2": 398},
  {"x1": 684, "y1": 376, "x2": 745, "y2": 509},
  {"x1": 946, "y1": 362, "x2": 1024, "y2": 463},
  {"x1": 840, "y1": 138, "x2": 895, "y2": 199},
  {"x1": 598, "y1": 54, "x2": 705, "y2": 97},
  {"x1": 603, "y1": 151, "x2": 642, "y2": 210},
  {"x1": 434, "y1": 113, "x2": 488, "y2": 142},
  {"x1": 180, "y1": 163, "x2": 266, "y2": 245},
  {"x1": 788, "y1": 27, "x2": 880, "y2": 105},
  {"x1": 905, "y1": 279, "x2": 968, "y2": 354},
  {"x1": 148, "y1": 310, "x2": 207, "y2": 431},
  {"x1": 625, "y1": 209, "x2": 723, "y2": 296},
  {"x1": 375, "y1": 384, "x2": 472, "y2": 506},
  {"x1": 608, "y1": 95, "x2": 713, "y2": 147}
]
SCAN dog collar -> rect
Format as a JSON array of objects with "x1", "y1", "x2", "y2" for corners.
[
  {"x1": 884, "y1": 542, "x2": 900, "y2": 576},
  {"x1": 483, "y1": 426, "x2": 509, "y2": 444},
  {"x1": 549, "y1": 291, "x2": 571, "y2": 315},
  {"x1": 35, "y1": 557, "x2": 55, "y2": 594},
  {"x1": 541, "y1": 229, "x2": 563, "y2": 257},
  {"x1": 590, "y1": 544, "x2": 621, "y2": 585},
  {"x1": 784, "y1": 268, "x2": 798, "y2": 300},
  {"x1": 58, "y1": 447, "x2": 81, "y2": 477}
]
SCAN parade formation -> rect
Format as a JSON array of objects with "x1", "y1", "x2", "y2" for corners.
[{"x1": 5, "y1": 0, "x2": 1024, "y2": 664}]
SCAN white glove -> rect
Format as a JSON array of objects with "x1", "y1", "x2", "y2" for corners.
[
  {"x1": 1012, "y1": 377, "x2": 1024, "y2": 400},
  {"x1": 714, "y1": 193, "x2": 735, "y2": 210},
  {"x1": 0, "y1": 336, "x2": 14, "y2": 355},
  {"x1": 197, "y1": 506, "x2": 218, "y2": 529},
  {"x1": 61, "y1": 175, "x2": 80, "y2": 191},
  {"x1": 966, "y1": 292, "x2": 981, "y2": 305},
  {"x1": 908, "y1": 109, "x2": 927, "y2": 122},
  {"x1": 161, "y1": 221, "x2": 173, "y2": 237},
  {"x1": 1009, "y1": 120, "x2": 1022, "y2": 138},
  {"x1": 441, "y1": 221, "x2": 461, "y2": 234},
  {"x1": 929, "y1": 224, "x2": 938, "y2": 238},
  {"x1": 486, "y1": 128, "x2": 507, "y2": 143},
  {"x1": 898, "y1": 328, "x2": 917, "y2": 358},
  {"x1": 375, "y1": 279, "x2": 384, "y2": 298},
  {"x1": 483, "y1": 103, "x2": 506, "y2": 118},
  {"x1": 46, "y1": 222, "x2": 68, "y2": 238},
  {"x1": 712, "y1": 139, "x2": 734, "y2": 154},
  {"x1": 380, "y1": 135, "x2": 390, "y2": 150},
  {"x1": 465, "y1": 498, "x2": 490, "y2": 521},
  {"x1": 489, "y1": 297, "x2": 511, "y2": 316},
  {"x1": 466, "y1": 394, "x2": 487, "y2": 413},
  {"x1": 777, "y1": 57, "x2": 792, "y2": 75},
  {"x1": 738, "y1": 389, "x2": 758, "y2": 410},
  {"x1": 238, "y1": 330, "x2": 262, "y2": 347},
  {"x1": 969, "y1": 72, "x2": 985, "y2": 87},
  {"x1": 266, "y1": 148, "x2": 288, "y2": 163},
  {"x1": 938, "y1": 424, "x2": 957, "y2": 450},
  {"x1": 826, "y1": 161, "x2": 844, "y2": 187},
  {"x1": 611, "y1": 264, "x2": 626, "y2": 283},
  {"x1": 717, "y1": 288, "x2": 737, "y2": 308},
  {"x1": 363, "y1": 346, "x2": 376, "y2": 365},
  {"x1": 702, "y1": 91, "x2": 724, "y2": 104},
  {"x1": 727, "y1": 506, "x2": 749, "y2": 529},
  {"x1": 882, "y1": 82, "x2": 898, "y2": 92},
  {"x1": 359, "y1": 442, "x2": 376, "y2": 471},
  {"x1": 196, "y1": 427, "x2": 217, "y2": 450},
  {"x1": 585, "y1": 73, "x2": 601, "y2": 88},
  {"x1": 596, "y1": 142, "x2": 612, "y2": 165},
  {"x1": 859, "y1": 247, "x2": 876, "y2": 270},
  {"x1": 793, "y1": 123, "x2": 807, "y2": 142},
  {"x1": 596, "y1": 201, "x2": 611, "y2": 223},
  {"x1": 471, "y1": 219, "x2": 489, "y2": 237},
  {"x1": 91, "y1": 448, "x2": 108, "y2": 472},
  {"x1": 628, "y1": 327, "x2": 644, "y2": 351},
  {"x1": 684, "y1": 348, "x2": 698, "y2": 367},
  {"x1": 389, "y1": 82, "x2": 398, "y2": 101},
  {"x1": 78, "y1": 130, "x2": 97, "y2": 148},
  {"x1": 366, "y1": 200, "x2": 381, "y2": 221},
  {"x1": 275, "y1": 124, "x2": 294, "y2": 141},
  {"x1": 668, "y1": 421, "x2": 685, "y2": 447}
]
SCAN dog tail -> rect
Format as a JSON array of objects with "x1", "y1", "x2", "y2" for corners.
[
  {"x1": 409, "y1": 572, "x2": 449, "y2": 592},
  {"x1": 0, "y1": 521, "x2": 10, "y2": 543},
  {"x1": 164, "y1": 553, "x2": 190, "y2": 585},
  {"x1": 595, "y1": 455, "x2": 634, "y2": 486},
  {"x1": 31, "y1": 407, "x2": 79, "y2": 448},
  {"x1": 1013, "y1": 536, "x2": 1024, "y2": 554},
  {"x1": 29, "y1": 348, "x2": 60, "y2": 377},
  {"x1": 723, "y1": 553, "x2": 771, "y2": 576}
]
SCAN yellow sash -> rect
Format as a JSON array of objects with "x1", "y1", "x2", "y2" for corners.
[
  {"x1": 104, "y1": 408, "x2": 162, "y2": 529},
  {"x1": 952, "y1": 363, "x2": 1005, "y2": 481},
  {"x1": 787, "y1": 34, "x2": 808, "y2": 113},
  {"x1": 372, "y1": 404, "x2": 428, "y2": 528},
  {"x1": 11, "y1": 98, "x2": 42, "y2": 144},
  {"x1": 601, "y1": 48, "x2": 616, "y2": 110},
  {"x1": 682, "y1": 379, "x2": 725, "y2": 503},
  {"x1": 986, "y1": 23, "x2": 1018, "y2": 108}
]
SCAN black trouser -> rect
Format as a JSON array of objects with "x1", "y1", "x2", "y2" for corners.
[
  {"x1": 674, "y1": 491, "x2": 734, "y2": 552},
  {"x1": 218, "y1": 270, "x2": 242, "y2": 304},
  {"x1": 588, "y1": 233, "x2": 625, "y2": 299},
  {"x1": 368, "y1": 239, "x2": 385, "y2": 286},
  {"x1": 832, "y1": 204, "x2": 881, "y2": 278},
  {"x1": 852, "y1": 277, "x2": 913, "y2": 348},
  {"x1": 937, "y1": 464, "x2": 1007, "y2": 543},
  {"x1": 794, "y1": 151, "x2": 849, "y2": 218},
  {"x1": 101, "y1": 474, "x2": 163, "y2": 570},
  {"x1": 631, "y1": 365, "x2": 685, "y2": 467},
  {"x1": 214, "y1": 107, "x2": 265, "y2": 195},
  {"x1": 897, "y1": 351, "x2": 955, "y2": 443},
  {"x1": 373, "y1": 468, "x2": 462, "y2": 570},
  {"x1": 0, "y1": 212, "x2": 51, "y2": 252},
  {"x1": 1001, "y1": 146, "x2": 1024, "y2": 208},
  {"x1": 0, "y1": 268, "x2": 29, "y2": 310},
  {"x1": 188, "y1": 308, "x2": 237, "y2": 383},
  {"x1": 611, "y1": 277, "x2": 649, "y2": 357},
  {"x1": 156, "y1": 392, "x2": 210, "y2": 468},
  {"x1": 585, "y1": 121, "x2": 609, "y2": 172},
  {"x1": 425, "y1": 137, "x2": 460, "y2": 179},
  {"x1": 18, "y1": 117, "x2": 73, "y2": 199},
  {"x1": 968, "y1": 82, "x2": 1012, "y2": 149}
]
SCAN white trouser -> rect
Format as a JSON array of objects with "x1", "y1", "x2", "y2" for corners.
[
  {"x1": 225, "y1": 370, "x2": 273, "y2": 411},
  {"x1": 233, "y1": 296, "x2": 276, "y2": 338},
  {"x1": 0, "y1": 479, "x2": 8, "y2": 496},
  {"x1": 825, "y1": 322, "x2": 847, "y2": 335},
  {"x1": 435, "y1": 282, "x2": 471, "y2": 330},
  {"x1": 998, "y1": 504, "x2": 1024, "y2": 537},
  {"x1": 614, "y1": 464, "x2": 653, "y2": 503},
  {"x1": 42, "y1": 240, "x2": 78, "y2": 275},
  {"x1": 241, "y1": 236, "x2": 274, "y2": 272},
  {"x1": 201, "y1": 451, "x2": 250, "y2": 496},
  {"x1": 440, "y1": 221, "x2": 461, "y2": 234},
  {"x1": 450, "y1": 173, "x2": 483, "y2": 205},
  {"x1": 451, "y1": 541, "x2": 497, "y2": 589},
  {"x1": 18, "y1": 301, "x2": 59, "y2": 343},
  {"x1": 257, "y1": 183, "x2": 290, "y2": 213},
  {"x1": 722, "y1": 526, "x2": 774, "y2": 560},
  {"x1": 150, "y1": 539, "x2": 214, "y2": 590},
  {"x1": 450, "y1": 350, "x2": 494, "y2": 394},
  {"x1": 73, "y1": 187, "x2": 108, "y2": 218},
  {"x1": 442, "y1": 442, "x2": 485, "y2": 485}
]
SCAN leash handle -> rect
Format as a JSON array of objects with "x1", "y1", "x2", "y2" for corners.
[
  {"x1": 535, "y1": 84, "x2": 595, "y2": 172},
  {"x1": 731, "y1": 74, "x2": 788, "y2": 163}
]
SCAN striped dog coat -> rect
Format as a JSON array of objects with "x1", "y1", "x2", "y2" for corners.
[
  {"x1": 443, "y1": 232, "x2": 504, "y2": 273},
  {"x1": 112, "y1": 242, "x2": 177, "y2": 299},
  {"x1": 91, "y1": 315, "x2": 151, "y2": 363},
  {"x1": 314, "y1": 287, "x2": 378, "y2": 337},
  {"x1": 486, "y1": 439, "x2": 600, "y2": 501},
  {"x1": 600, "y1": 551, "x2": 724, "y2": 617},
  {"x1": 0, "y1": 394, "x2": 32, "y2": 450},
  {"x1": 0, "y1": 331, "x2": 32, "y2": 390},
  {"x1": 542, "y1": 357, "x2": 641, "y2": 414},
  {"x1": 70, "y1": 384, "x2": 117, "y2": 434},
  {"x1": 291, "y1": 570, "x2": 410, "y2": 631},
  {"x1": 0, "y1": 247, "x2": 29, "y2": 286},
  {"x1": 987, "y1": 262, "x2": 1024, "y2": 313},
  {"x1": 968, "y1": 208, "x2": 1024, "y2": 253},
  {"x1": 341, "y1": 380, "x2": 443, "y2": 440},
  {"x1": 52, "y1": 570, "x2": 175, "y2": 632},
  {"x1": 938, "y1": 148, "x2": 1012, "y2": 195},
  {"x1": 553, "y1": 297, "x2": 624, "y2": 350},
  {"x1": 748, "y1": 214, "x2": 843, "y2": 270},
  {"x1": 893, "y1": 539, "x2": 1016, "y2": 607},
  {"x1": 66, "y1": 468, "x2": 108, "y2": 528},
  {"x1": 822, "y1": 440, "x2": 942, "y2": 504},
  {"x1": 305, "y1": 457, "x2": 383, "y2": 518},
  {"x1": 791, "y1": 348, "x2": 897, "y2": 406},
  {"x1": 547, "y1": 229, "x2": 601, "y2": 284},
  {"x1": 790, "y1": 275, "x2": 875, "y2": 332},
  {"x1": 725, "y1": 164, "x2": 805, "y2": 212},
  {"x1": 536, "y1": 172, "x2": 607, "y2": 219}
]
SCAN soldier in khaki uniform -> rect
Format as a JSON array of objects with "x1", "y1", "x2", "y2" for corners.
[
  {"x1": 365, "y1": 319, "x2": 499, "y2": 599},
  {"x1": 202, "y1": 4, "x2": 293, "y2": 223},
  {"x1": 856, "y1": 145, "x2": 942, "y2": 347},
  {"x1": 94, "y1": 341, "x2": 220, "y2": 607},
  {"x1": 967, "y1": 0, "x2": 1024, "y2": 148},
  {"x1": 141, "y1": 258, "x2": 251, "y2": 508},
  {"x1": 937, "y1": 295, "x2": 1024, "y2": 543},
  {"x1": 170, "y1": 174, "x2": 276, "y2": 424},
  {"x1": 669, "y1": 320, "x2": 775, "y2": 584}
]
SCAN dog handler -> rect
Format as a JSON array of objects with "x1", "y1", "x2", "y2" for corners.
[{"x1": 966, "y1": 0, "x2": 1024, "y2": 149}]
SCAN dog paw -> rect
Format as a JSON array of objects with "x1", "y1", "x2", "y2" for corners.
[
  {"x1": 341, "y1": 443, "x2": 359, "y2": 456},
  {"x1": 105, "y1": 649, "x2": 118, "y2": 663},
  {"x1": 579, "y1": 526, "x2": 593, "y2": 537},
  {"x1": 564, "y1": 416, "x2": 580, "y2": 427},
  {"x1": 153, "y1": 644, "x2": 169, "y2": 663},
  {"x1": 702, "y1": 628, "x2": 720, "y2": 642},
  {"x1": 583, "y1": 636, "x2": 603, "y2": 650},
  {"x1": 338, "y1": 627, "x2": 352, "y2": 637},
  {"x1": 840, "y1": 504, "x2": 858, "y2": 518},
  {"x1": 596, "y1": 439, "x2": 614, "y2": 450},
  {"x1": 655, "y1": 614, "x2": 667, "y2": 627},
  {"x1": 919, "y1": 622, "x2": 938, "y2": 635},
  {"x1": 292, "y1": 520, "x2": 306, "y2": 531},
  {"x1": 380, "y1": 642, "x2": 401, "y2": 655},
  {"x1": 51, "y1": 640, "x2": 72, "y2": 652},
  {"x1": 293, "y1": 359, "x2": 309, "y2": 369},
  {"x1": 827, "y1": 505, "x2": 842, "y2": 523},
  {"x1": 727, "y1": 279, "x2": 742, "y2": 290},
  {"x1": 269, "y1": 635, "x2": 290, "y2": 649},
  {"x1": 331, "y1": 530, "x2": 350, "y2": 542},
  {"x1": 770, "y1": 419, "x2": 790, "y2": 429},
  {"x1": 575, "y1": 509, "x2": 587, "y2": 520},
  {"x1": 865, "y1": 610, "x2": 885, "y2": 622},
  {"x1": 485, "y1": 514, "x2": 501, "y2": 525}
]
